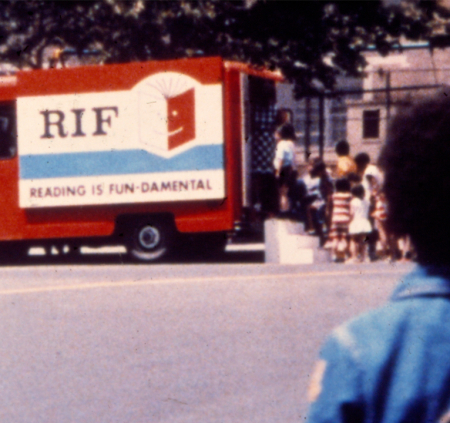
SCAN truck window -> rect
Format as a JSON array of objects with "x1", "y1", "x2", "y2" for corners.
[{"x1": 0, "y1": 101, "x2": 16, "y2": 159}]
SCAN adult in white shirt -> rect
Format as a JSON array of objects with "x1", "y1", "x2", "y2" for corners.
[
  {"x1": 354, "y1": 152, "x2": 383, "y2": 201},
  {"x1": 273, "y1": 124, "x2": 296, "y2": 177},
  {"x1": 273, "y1": 124, "x2": 296, "y2": 212}
]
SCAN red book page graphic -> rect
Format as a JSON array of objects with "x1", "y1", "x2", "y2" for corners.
[{"x1": 167, "y1": 88, "x2": 195, "y2": 150}]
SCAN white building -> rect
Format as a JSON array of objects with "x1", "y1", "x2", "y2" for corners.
[{"x1": 277, "y1": 44, "x2": 450, "y2": 167}]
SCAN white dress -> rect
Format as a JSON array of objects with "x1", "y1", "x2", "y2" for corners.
[{"x1": 349, "y1": 197, "x2": 372, "y2": 235}]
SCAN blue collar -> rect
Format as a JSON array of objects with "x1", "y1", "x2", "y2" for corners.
[{"x1": 391, "y1": 265, "x2": 450, "y2": 301}]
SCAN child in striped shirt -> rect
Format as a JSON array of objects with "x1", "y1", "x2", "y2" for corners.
[{"x1": 330, "y1": 178, "x2": 352, "y2": 262}]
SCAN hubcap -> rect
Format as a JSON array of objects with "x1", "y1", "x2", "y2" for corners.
[{"x1": 138, "y1": 225, "x2": 161, "y2": 250}]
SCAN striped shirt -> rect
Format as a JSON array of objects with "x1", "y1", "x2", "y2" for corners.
[
  {"x1": 331, "y1": 192, "x2": 352, "y2": 224},
  {"x1": 372, "y1": 194, "x2": 388, "y2": 221}
]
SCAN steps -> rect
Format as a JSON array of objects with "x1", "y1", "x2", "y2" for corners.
[{"x1": 264, "y1": 219, "x2": 329, "y2": 264}]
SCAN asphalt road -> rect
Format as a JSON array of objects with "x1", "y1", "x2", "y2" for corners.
[{"x1": 0, "y1": 261, "x2": 414, "y2": 423}]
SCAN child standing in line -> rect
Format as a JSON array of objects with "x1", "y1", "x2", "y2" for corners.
[
  {"x1": 369, "y1": 178, "x2": 398, "y2": 261},
  {"x1": 329, "y1": 178, "x2": 352, "y2": 262},
  {"x1": 371, "y1": 190, "x2": 392, "y2": 260},
  {"x1": 348, "y1": 184, "x2": 372, "y2": 263},
  {"x1": 334, "y1": 140, "x2": 357, "y2": 178}
]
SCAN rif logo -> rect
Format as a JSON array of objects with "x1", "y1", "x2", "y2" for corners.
[{"x1": 135, "y1": 72, "x2": 198, "y2": 157}]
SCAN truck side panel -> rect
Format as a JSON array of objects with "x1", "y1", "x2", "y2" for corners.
[{"x1": 0, "y1": 57, "x2": 241, "y2": 242}]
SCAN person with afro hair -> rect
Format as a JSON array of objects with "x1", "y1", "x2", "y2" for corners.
[{"x1": 307, "y1": 95, "x2": 450, "y2": 423}]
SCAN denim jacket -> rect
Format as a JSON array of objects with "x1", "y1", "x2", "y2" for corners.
[{"x1": 307, "y1": 265, "x2": 450, "y2": 423}]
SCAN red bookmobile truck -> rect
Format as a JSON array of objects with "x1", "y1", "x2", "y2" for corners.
[{"x1": 0, "y1": 56, "x2": 282, "y2": 262}]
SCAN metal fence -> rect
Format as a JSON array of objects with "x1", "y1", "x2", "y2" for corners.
[{"x1": 278, "y1": 68, "x2": 450, "y2": 162}]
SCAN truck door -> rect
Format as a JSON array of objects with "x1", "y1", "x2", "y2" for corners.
[{"x1": 246, "y1": 76, "x2": 277, "y2": 214}]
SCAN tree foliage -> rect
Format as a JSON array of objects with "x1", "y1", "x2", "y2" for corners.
[{"x1": 0, "y1": 0, "x2": 449, "y2": 95}]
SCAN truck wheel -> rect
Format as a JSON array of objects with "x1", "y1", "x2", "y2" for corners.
[{"x1": 129, "y1": 221, "x2": 171, "y2": 262}]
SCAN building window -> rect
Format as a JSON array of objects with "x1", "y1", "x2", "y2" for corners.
[
  {"x1": 363, "y1": 109, "x2": 380, "y2": 139},
  {"x1": 363, "y1": 110, "x2": 380, "y2": 138}
]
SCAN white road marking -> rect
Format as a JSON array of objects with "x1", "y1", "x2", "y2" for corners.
[
  {"x1": 28, "y1": 247, "x2": 46, "y2": 256},
  {"x1": 81, "y1": 246, "x2": 127, "y2": 255},
  {"x1": 225, "y1": 243, "x2": 265, "y2": 252}
]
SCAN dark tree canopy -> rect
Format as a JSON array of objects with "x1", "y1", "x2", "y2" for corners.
[{"x1": 0, "y1": 0, "x2": 449, "y2": 95}]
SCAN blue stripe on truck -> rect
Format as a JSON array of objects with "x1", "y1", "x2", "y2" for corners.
[{"x1": 19, "y1": 144, "x2": 224, "y2": 179}]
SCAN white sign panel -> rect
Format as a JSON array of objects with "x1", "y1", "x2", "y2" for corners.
[{"x1": 18, "y1": 72, "x2": 225, "y2": 208}]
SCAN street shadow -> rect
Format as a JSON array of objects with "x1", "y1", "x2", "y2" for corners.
[{"x1": 0, "y1": 248, "x2": 265, "y2": 267}]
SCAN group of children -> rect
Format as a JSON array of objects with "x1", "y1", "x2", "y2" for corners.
[
  {"x1": 304, "y1": 141, "x2": 412, "y2": 263},
  {"x1": 328, "y1": 171, "x2": 382, "y2": 263},
  {"x1": 272, "y1": 124, "x2": 413, "y2": 263}
]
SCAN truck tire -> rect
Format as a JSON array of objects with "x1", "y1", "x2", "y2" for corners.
[{"x1": 129, "y1": 220, "x2": 172, "y2": 262}]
